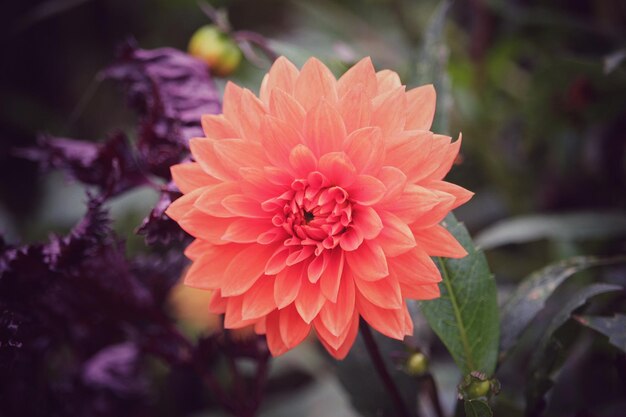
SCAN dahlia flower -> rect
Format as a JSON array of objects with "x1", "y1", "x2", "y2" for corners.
[{"x1": 166, "y1": 56, "x2": 472, "y2": 359}]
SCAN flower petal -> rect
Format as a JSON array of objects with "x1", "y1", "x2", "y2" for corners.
[
  {"x1": 354, "y1": 273, "x2": 402, "y2": 309},
  {"x1": 279, "y1": 304, "x2": 311, "y2": 348},
  {"x1": 269, "y1": 88, "x2": 306, "y2": 128},
  {"x1": 294, "y1": 57, "x2": 338, "y2": 110},
  {"x1": 346, "y1": 175, "x2": 386, "y2": 206},
  {"x1": 222, "y1": 218, "x2": 275, "y2": 243},
  {"x1": 295, "y1": 278, "x2": 326, "y2": 323},
  {"x1": 242, "y1": 276, "x2": 277, "y2": 320},
  {"x1": 346, "y1": 240, "x2": 388, "y2": 281},
  {"x1": 319, "y1": 270, "x2": 355, "y2": 336},
  {"x1": 376, "y1": 210, "x2": 417, "y2": 256},
  {"x1": 405, "y1": 84, "x2": 436, "y2": 131},
  {"x1": 371, "y1": 86, "x2": 407, "y2": 137},
  {"x1": 193, "y1": 182, "x2": 240, "y2": 218},
  {"x1": 315, "y1": 311, "x2": 359, "y2": 359},
  {"x1": 274, "y1": 263, "x2": 303, "y2": 308},
  {"x1": 351, "y1": 206, "x2": 383, "y2": 240},
  {"x1": 171, "y1": 162, "x2": 219, "y2": 194},
  {"x1": 319, "y1": 249, "x2": 345, "y2": 302},
  {"x1": 357, "y1": 292, "x2": 406, "y2": 340},
  {"x1": 318, "y1": 152, "x2": 356, "y2": 188},
  {"x1": 261, "y1": 116, "x2": 304, "y2": 170},
  {"x1": 222, "y1": 244, "x2": 280, "y2": 296},
  {"x1": 303, "y1": 100, "x2": 347, "y2": 157},
  {"x1": 344, "y1": 127, "x2": 384, "y2": 174},
  {"x1": 412, "y1": 224, "x2": 467, "y2": 258},
  {"x1": 376, "y1": 70, "x2": 402, "y2": 94},
  {"x1": 339, "y1": 86, "x2": 373, "y2": 134},
  {"x1": 201, "y1": 114, "x2": 238, "y2": 140},
  {"x1": 338, "y1": 57, "x2": 377, "y2": 98},
  {"x1": 189, "y1": 138, "x2": 234, "y2": 181},
  {"x1": 265, "y1": 310, "x2": 289, "y2": 356}
]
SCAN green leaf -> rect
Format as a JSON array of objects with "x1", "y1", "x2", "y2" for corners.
[
  {"x1": 574, "y1": 314, "x2": 626, "y2": 352},
  {"x1": 475, "y1": 212, "x2": 626, "y2": 249},
  {"x1": 463, "y1": 399, "x2": 493, "y2": 417},
  {"x1": 420, "y1": 214, "x2": 499, "y2": 376},
  {"x1": 499, "y1": 256, "x2": 625, "y2": 359},
  {"x1": 526, "y1": 283, "x2": 623, "y2": 415}
]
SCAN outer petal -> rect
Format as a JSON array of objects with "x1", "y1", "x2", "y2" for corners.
[
  {"x1": 319, "y1": 249, "x2": 344, "y2": 302},
  {"x1": 184, "y1": 244, "x2": 245, "y2": 289},
  {"x1": 405, "y1": 84, "x2": 436, "y2": 131},
  {"x1": 388, "y1": 247, "x2": 442, "y2": 286},
  {"x1": 201, "y1": 114, "x2": 238, "y2": 140},
  {"x1": 294, "y1": 57, "x2": 338, "y2": 110},
  {"x1": 295, "y1": 278, "x2": 326, "y2": 323},
  {"x1": 376, "y1": 70, "x2": 402, "y2": 94},
  {"x1": 426, "y1": 180, "x2": 474, "y2": 210},
  {"x1": 262, "y1": 56, "x2": 299, "y2": 100},
  {"x1": 346, "y1": 240, "x2": 388, "y2": 281},
  {"x1": 339, "y1": 86, "x2": 373, "y2": 134},
  {"x1": 412, "y1": 224, "x2": 467, "y2": 258},
  {"x1": 303, "y1": 100, "x2": 347, "y2": 157},
  {"x1": 269, "y1": 88, "x2": 306, "y2": 130},
  {"x1": 315, "y1": 311, "x2": 359, "y2": 359},
  {"x1": 242, "y1": 276, "x2": 277, "y2": 320},
  {"x1": 319, "y1": 270, "x2": 356, "y2": 336},
  {"x1": 376, "y1": 210, "x2": 417, "y2": 257},
  {"x1": 171, "y1": 162, "x2": 219, "y2": 194},
  {"x1": 357, "y1": 292, "x2": 407, "y2": 340},
  {"x1": 371, "y1": 86, "x2": 407, "y2": 137},
  {"x1": 261, "y1": 116, "x2": 304, "y2": 170},
  {"x1": 279, "y1": 304, "x2": 311, "y2": 348},
  {"x1": 265, "y1": 310, "x2": 289, "y2": 356},
  {"x1": 221, "y1": 244, "x2": 281, "y2": 296},
  {"x1": 344, "y1": 127, "x2": 384, "y2": 174},
  {"x1": 274, "y1": 263, "x2": 303, "y2": 308},
  {"x1": 354, "y1": 273, "x2": 402, "y2": 309},
  {"x1": 337, "y1": 57, "x2": 377, "y2": 98}
]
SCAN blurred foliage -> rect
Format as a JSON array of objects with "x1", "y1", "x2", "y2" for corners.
[{"x1": 1, "y1": 0, "x2": 626, "y2": 417}]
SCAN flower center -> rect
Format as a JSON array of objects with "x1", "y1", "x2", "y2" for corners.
[{"x1": 264, "y1": 171, "x2": 354, "y2": 257}]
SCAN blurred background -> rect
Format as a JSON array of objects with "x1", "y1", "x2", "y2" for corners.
[{"x1": 1, "y1": 0, "x2": 626, "y2": 416}]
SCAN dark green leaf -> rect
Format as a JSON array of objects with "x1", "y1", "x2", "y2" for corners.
[
  {"x1": 475, "y1": 212, "x2": 626, "y2": 249},
  {"x1": 526, "y1": 283, "x2": 623, "y2": 415},
  {"x1": 499, "y1": 256, "x2": 625, "y2": 358},
  {"x1": 574, "y1": 314, "x2": 626, "y2": 352},
  {"x1": 463, "y1": 399, "x2": 493, "y2": 417},
  {"x1": 420, "y1": 214, "x2": 499, "y2": 376}
]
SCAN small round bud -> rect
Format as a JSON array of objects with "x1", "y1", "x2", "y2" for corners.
[
  {"x1": 406, "y1": 352, "x2": 428, "y2": 376},
  {"x1": 466, "y1": 380, "x2": 491, "y2": 399},
  {"x1": 188, "y1": 25, "x2": 242, "y2": 76}
]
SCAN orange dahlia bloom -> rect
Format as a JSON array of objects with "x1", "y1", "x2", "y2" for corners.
[{"x1": 166, "y1": 57, "x2": 472, "y2": 359}]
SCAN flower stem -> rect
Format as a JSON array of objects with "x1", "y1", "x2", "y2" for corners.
[{"x1": 359, "y1": 320, "x2": 415, "y2": 417}]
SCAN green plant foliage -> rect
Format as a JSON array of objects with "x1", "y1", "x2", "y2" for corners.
[
  {"x1": 464, "y1": 399, "x2": 493, "y2": 417},
  {"x1": 420, "y1": 214, "x2": 500, "y2": 376},
  {"x1": 499, "y1": 256, "x2": 625, "y2": 359},
  {"x1": 525, "y1": 283, "x2": 623, "y2": 415},
  {"x1": 574, "y1": 314, "x2": 626, "y2": 352}
]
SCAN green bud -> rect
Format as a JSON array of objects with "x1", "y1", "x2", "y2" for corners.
[
  {"x1": 406, "y1": 352, "x2": 428, "y2": 376},
  {"x1": 188, "y1": 25, "x2": 242, "y2": 77}
]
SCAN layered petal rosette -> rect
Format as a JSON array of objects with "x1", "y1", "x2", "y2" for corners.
[{"x1": 166, "y1": 56, "x2": 472, "y2": 359}]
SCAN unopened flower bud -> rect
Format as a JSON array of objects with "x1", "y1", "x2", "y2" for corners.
[
  {"x1": 188, "y1": 25, "x2": 242, "y2": 76},
  {"x1": 406, "y1": 352, "x2": 428, "y2": 376}
]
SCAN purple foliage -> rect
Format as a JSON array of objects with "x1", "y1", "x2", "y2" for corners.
[{"x1": 101, "y1": 40, "x2": 221, "y2": 179}]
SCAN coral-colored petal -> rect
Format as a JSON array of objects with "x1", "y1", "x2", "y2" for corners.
[
  {"x1": 405, "y1": 84, "x2": 436, "y2": 131},
  {"x1": 279, "y1": 304, "x2": 311, "y2": 348},
  {"x1": 183, "y1": 239, "x2": 212, "y2": 261},
  {"x1": 274, "y1": 263, "x2": 303, "y2": 308},
  {"x1": 201, "y1": 114, "x2": 238, "y2": 140},
  {"x1": 401, "y1": 282, "x2": 441, "y2": 300},
  {"x1": 376, "y1": 210, "x2": 417, "y2": 256},
  {"x1": 339, "y1": 226, "x2": 364, "y2": 251},
  {"x1": 354, "y1": 273, "x2": 402, "y2": 309},
  {"x1": 422, "y1": 134, "x2": 462, "y2": 182},
  {"x1": 351, "y1": 206, "x2": 383, "y2": 240},
  {"x1": 171, "y1": 162, "x2": 219, "y2": 194},
  {"x1": 235, "y1": 89, "x2": 267, "y2": 142},
  {"x1": 289, "y1": 144, "x2": 318, "y2": 178},
  {"x1": 269, "y1": 88, "x2": 306, "y2": 128},
  {"x1": 319, "y1": 249, "x2": 344, "y2": 302},
  {"x1": 346, "y1": 175, "x2": 386, "y2": 206},
  {"x1": 222, "y1": 244, "x2": 280, "y2": 296},
  {"x1": 295, "y1": 278, "x2": 326, "y2": 323},
  {"x1": 261, "y1": 116, "x2": 304, "y2": 170},
  {"x1": 412, "y1": 224, "x2": 467, "y2": 258},
  {"x1": 178, "y1": 209, "x2": 234, "y2": 243},
  {"x1": 319, "y1": 270, "x2": 355, "y2": 336},
  {"x1": 265, "y1": 310, "x2": 289, "y2": 356},
  {"x1": 389, "y1": 247, "x2": 442, "y2": 286},
  {"x1": 222, "y1": 194, "x2": 271, "y2": 218},
  {"x1": 382, "y1": 184, "x2": 440, "y2": 224},
  {"x1": 384, "y1": 131, "x2": 433, "y2": 182},
  {"x1": 409, "y1": 190, "x2": 455, "y2": 229},
  {"x1": 222, "y1": 218, "x2": 275, "y2": 243},
  {"x1": 378, "y1": 166, "x2": 407, "y2": 203},
  {"x1": 193, "y1": 182, "x2": 240, "y2": 218},
  {"x1": 357, "y1": 292, "x2": 406, "y2": 340},
  {"x1": 346, "y1": 240, "x2": 388, "y2": 281},
  {"x1": 184, "y1": 244, "x2": 244, "y2": 289},
  {"x1": 318, "y1": 152, "x2": 356, "y2": 188},
  {"x1": 265, "y1": 56, "x2": 299, "y2": 97},
  {"x1": 208, "y1": 289, "x2": 227, "y2": 314},
  {"x1": 339, "y1": 86, "x2": 373, "y2": 133},
  {"x1": 376, "y1": 70, "x2": 402, "y2": 94},
  {"x1": 315, "y1": 311, "x2": 359, "y2": 358},
  {"x1": 294, "y1": 57, "x2": 338, "y2": 110},
  {"x1": 224, "y1": 295, "x2": 257, "y2": 329},
  {"x1": 426, "y1": 180, "x2": 474, "y2": 210},
  {"x1": 222, "y1": 81, "x2": 244, "y2": 125},
  {"x1": 254, "y1": 318, "x2": 267, "y2": 334},
  {"x1": 307, "y1": 251, "x2": 329, "y2": 283},
  {"x1": 242, "y1": 276, "x2": 277, "y2": 320},
  {"x1": 189, "y1": 138, "x2": 234, "y2": 181},
  {"x1": 239, "y1": 167, "x2": 288, "y2": 202},
  {"x1": 265, "y1": 246, "x2": 290, "y2": 276},
  {"x1": 371, "y1": 86, "x2": 407, "y2": 137},
  {"x1": 337, "y1": 57, "x2": 377, "y2": 98},
  {"x1": 213, "y1": 139, "x2": 268, "y2": 171},
  {"x1": 165, "y1": 188, "x2": 204, "y2": 221},
  {"x1": 303, "y1": 100, "x2": 347, "y2": 157},
  {"x1": 344, "y1": 127, "x2": 384, "y2": 174},
  {"x1": 409, "y1": 134, "x2": 452, "y2": 183}
]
